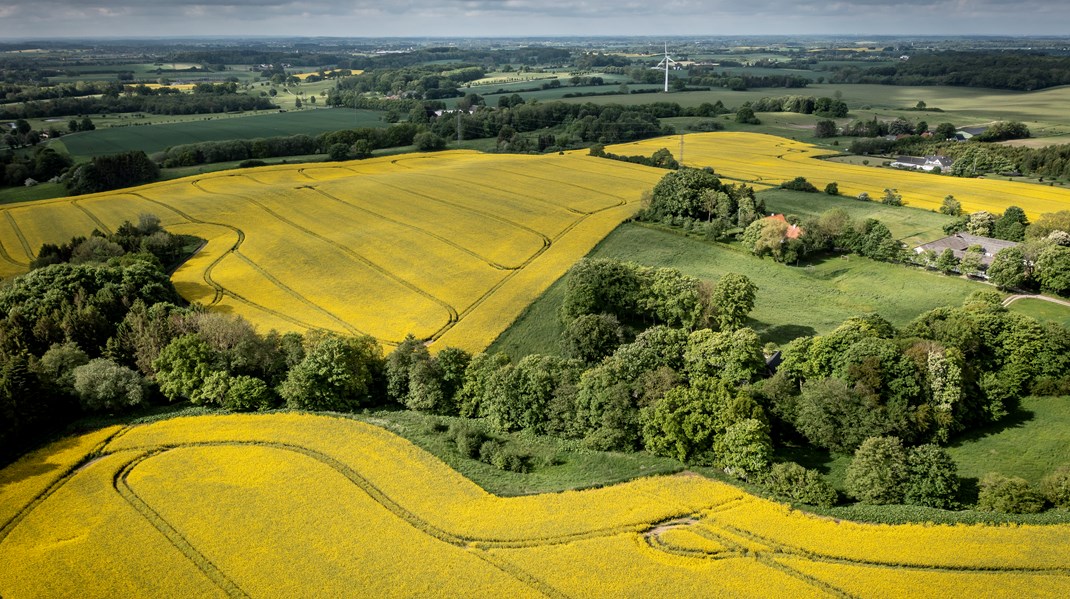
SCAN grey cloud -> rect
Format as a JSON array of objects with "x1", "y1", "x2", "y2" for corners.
[{"x1": 0, "y1": 0, "x2": 1066, "y2": 37}]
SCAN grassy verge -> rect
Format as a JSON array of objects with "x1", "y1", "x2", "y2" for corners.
[{"x1": 349, "y1": 410, "x2": 683, "y2": 496}]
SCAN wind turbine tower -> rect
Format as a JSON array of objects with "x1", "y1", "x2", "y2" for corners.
[{"x1": 656, "y1": 43, "x2": 677, "y2": 93}]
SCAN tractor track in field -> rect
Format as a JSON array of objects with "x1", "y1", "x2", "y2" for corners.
[
  {"x1": 130, "y1": 191, "x2": 357, "y2": 336},
  {"x1": 9, "y1": 433, "x2": 1066, "y2": 598},
  {"x1": 190, "y1": 179, "x2": 459, "y2": 338},
  {"x1": 488, "y1": 166, "x2": 631, "y2": 212},
  {"x1": 298, "y1": 186, "x2": 517, "y2": 271},
  {"x1": 365, "y1": 178, "x2": 552, "y2": 250},
  {"x1": 233, "y1": 171, "x2": 519, "y2": 270},
  {"x1": 3, "y1": 212, "x2": 35, "y2": 261},
  {"x1": 419, "y1": 171, "x2": 590, "y2": 216},
  {"x1": 69, "y1": 200, "x2": 113, "y2": 235}
]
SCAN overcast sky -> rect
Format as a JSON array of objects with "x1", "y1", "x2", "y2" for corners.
[{"x1": 0, "y1": 0, "x2": 1067, "y2": 39}]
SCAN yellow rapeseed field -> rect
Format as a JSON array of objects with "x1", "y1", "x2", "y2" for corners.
[
  {"x1": 0, "y1": 151, "x2": 662, "y2": 351},
  {"x1": 2, "y1": 413, "x2": 1067, "y2": 598},
  {"x1": 609, "y1": 132, "x2": 1070, "y2": 219}
]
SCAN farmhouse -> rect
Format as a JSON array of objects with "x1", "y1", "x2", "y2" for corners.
[
  {"x1": 890, "y1": 155, "x2": 954, "y2": 172},
  {"x1": 767, "y1": 214, "x2": 804, "y2": 240},
  {"x1": 914, "y1": 233, "x2": 1018, "y2": 267}
]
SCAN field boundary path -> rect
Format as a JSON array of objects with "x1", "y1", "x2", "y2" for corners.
[{"x1": 1002, "y1": 294, "x2": 1070, "y2": 308}]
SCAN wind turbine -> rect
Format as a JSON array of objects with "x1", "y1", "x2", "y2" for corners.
[{"x1": 655, "y1": 43, "x2": 677, "y2": 93}]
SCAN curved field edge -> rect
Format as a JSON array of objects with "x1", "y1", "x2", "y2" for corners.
[
  {"x1": 0, "y1": 151, "x2": 662, "y2": 353},
  {"x1": 607, "y1": 132, "x2": 1070, "y2": 220},
  {"x1": 1, "y1": 413, "x2": 1069, "y2": 598}
]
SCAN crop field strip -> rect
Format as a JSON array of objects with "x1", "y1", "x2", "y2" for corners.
[
  {"x1": 610, "y1": 132, "x2": 1070, "y2": 219},
  {"x1": 2, "y1": 414, "x2": 1068, "y2": 598},
  {"x1": 0, "y1": 151, "x2": 662, "y2": 350}
]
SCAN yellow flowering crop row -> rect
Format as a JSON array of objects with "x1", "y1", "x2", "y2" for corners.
[
  {"x1": 0, "y1": 150, "x2": 661, "y2": 351},
  {"x1": 2, "y1": 413, "x2": 1068, "y2": 597},
  {"x1": 702, "y1": 495, "x2": 1070, "y2": 571},
  {"x1": 610, "y1": 132, "x2": 1070, "y2": 219}
]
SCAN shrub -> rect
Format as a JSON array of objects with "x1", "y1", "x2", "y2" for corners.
[
  {"x1": 761, "y1": 462, "x2": 838, "y2": 508},
  {"x1": 448, "y1": 421, "x2": 488, "y2": 459},
  {"x1": 1040, "y1": 466, "x2": 1070, "y2": 509},
  {"x1": 824, "y1": 182, "x2": 839, "y2": 195},
  {"x1": 238, "y1": 159, "x2": 266, "y2": 168},
  {"x1": 779, "y1": 177, "x2": 818, "y2": 193},
  {"x1": 904, "y1": 444, "x2": 959, "y2": 509},
  {"x1": 716, "y1": 418, "x2": 772, "y2": 481},
  {"x1": 844, "y1": 436, "x2": 907, "y2": 504},
  {"x1": 977, "y1": 473, "x2": 1046, "y2": 514},
  {"x1": 72, "y1": 358, "x2": 145, "y2": 412},
  {"x1": 491, "y1": 445, "x2": 531, "y2": 473},
  {"x1": 223, "y1": 375, "x2": 275, "y2": 412}
]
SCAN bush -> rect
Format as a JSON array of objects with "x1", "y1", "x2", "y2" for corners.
[
  {"x1": 1040, "y1": 466, "x2": 1070, "y2": 509},
  {"x1": 716, "y1": 418, "x2": 772, "y2": 481},
  {"x1": 414, "y1": 132, "x2": 447, "y2": 151},
  {"x1": 977, "y1": 473, "x2": 1046, "y2": 514},
  {"x1": 491, "y1": 445, "x2": 531, "y2": 473},
  {"x1": 844, "y1": 436, "x2": 907, "y2": 505},
  {"x1": 904, "y1": 444, "x2": 959, "y2": 509},
  {"x1": 222, "y1": 375, "x2": 275, "y2": 412},
  {"x1": 779, "y1": 177, "x2": 818, "y2": 193},
  {"x1": 71, "y1": 358, "x2": 145, "y2": 412},
  {"x1": 448, "y1": 421, "x2": 488, "y2": 459},
  {"x1": 238, "y1": 159, "x2": 266, "y2": 168},
  {"x1": 824, "y1": 182, "x2": 839, "y2": 195},
  {"x1": 761, "y1": 462, "x2": 838, "y2": 508}
]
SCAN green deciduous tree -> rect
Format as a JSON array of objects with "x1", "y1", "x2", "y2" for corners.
[
  {"x1": 939, "y1": 195, "x2": 962, "y2": 216},
  {"x1": 977, "y1": 473, "x2": 1046, "y2": 513},
  {"x1": 715, "y1": 418, "x2": 772, "y2": 480},
  {"x1": 72, "y1": 358, "x2": 144, "y2": 411},
  {"x1": 986, "y1": 246, "x2": 1027, "y2": 290},
  {"x1": 560, "y1": 313, "x2": 624, "y2": 364},
  {"x1": 1035, "y1": 245, "x2": 1070, "y2": 295},
  {"x1": 278, "y1": 334, "x2": 383, "y2": 411},
  {"x1": 904, "y1": 444, "x2": 959, "y2": 508},
  {"x1": 153, "y1": 334, "x2": 223, "y2": 402},
  {"x1": 711, "y1": 273, "x2": 758, "y2": 331},
  {"x1": 844, "y1": 436, "x2": 908, "y2": 504},
  {"x1": 761, "y1": 462, "x2": 838, "y2": 508}
]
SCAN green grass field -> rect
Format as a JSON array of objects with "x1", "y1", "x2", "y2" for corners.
[
  {"x1": 759, "y1": 188, "x2": 952, "y2": 246},
  {"x1": 948, "y1": 395, "x2": 1070, "y2": 484},
  {"x1": 58, "y1": 108, "x2": 387, "y2": 159},
  {"x1": 488, "y1": 221, "x2": 987, "y2": 359},
  {"x1": 0, "y1": 182, "x2": 67, "y2": 205},
  {"x1": 1007, "y1": 298, "x2": 1070, "y2": 328}
]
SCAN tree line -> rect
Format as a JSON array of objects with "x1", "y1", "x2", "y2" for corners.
[
  {"x1": 829, "y1": 52, "x2": 1070, "y2": 91},
  {"x1": 0, "y1": 91, "x2": 276, "y2": 120}
]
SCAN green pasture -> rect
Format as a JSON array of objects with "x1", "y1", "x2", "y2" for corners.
[
  {"x1": 488, "y1": 222, "x2": 987, "y2": 359},
  {"x1": 558, "y1": 83, "x2": 1070, "y2": 134},
  {"x1": 0, "y1": 182, "x2": 66, "y2": 205},
  {"x1": 759, "y1": 188, "x2": 952, "y2": 246},
  {"x1": 1007, "y1": 298, "x2": 1070, "y2": 328},
  {"x1": 948, "y1": 395, "x2": 1070, "y2": 485},
  {"x1": 58, "y1": 108, "x2": 387, "y2": 159}
]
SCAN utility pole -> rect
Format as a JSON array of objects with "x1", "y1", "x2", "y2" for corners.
[{"x1": 679, "y1": 134, "x2": 684, "y2": 165}]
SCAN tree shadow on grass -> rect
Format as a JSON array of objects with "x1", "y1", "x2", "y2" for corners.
[
  {"x1": 947, "y1": 407, "x2": 1036, "y2": 448},
  {"x1": 773, "y1": 444, "x2": 837, "y2": 476},
  {"x1": 752, "y1": 320, "x2": 818, "y2": 346}
]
